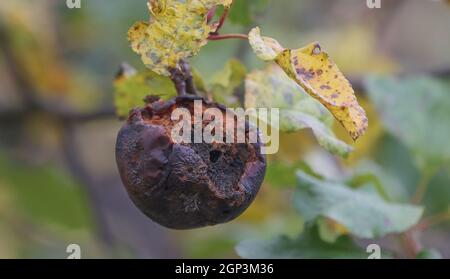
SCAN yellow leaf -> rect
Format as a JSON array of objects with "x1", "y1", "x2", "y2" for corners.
[
  {"x1": 248, "y1": 27, "x2": 368, "y2": 140},
  {"x1": 128, "y1": 0, "x2": 232, "y2": 76},
  {"x1": 277, "y1": 44, "x2": 368, "y2": 140}
]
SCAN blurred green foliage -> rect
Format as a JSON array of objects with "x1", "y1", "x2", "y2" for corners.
[
  {"x1": 366, "y1": 76, "x2": 450, "y2": 169},
  {"x1": 0, "y1": 155, "x2": 93, "y2": 230},
  {"x1": 228, "y1": 0, "x2": 270, "y2": 26},
  {"x1": 1, "y1": 0, "x2": 450, "y2": 259}
]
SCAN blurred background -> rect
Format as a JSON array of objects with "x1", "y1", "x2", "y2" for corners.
[{"x1": 0, "y1": 0, "x2": 449, "y2": 258}]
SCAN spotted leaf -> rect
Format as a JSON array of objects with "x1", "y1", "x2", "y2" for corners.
[
  {"x1": 128, "y1": 0, "x2": 233, "y2": 76},
  {"x1": 248, "y1": 27, "x2": 368, "y2": 140}
]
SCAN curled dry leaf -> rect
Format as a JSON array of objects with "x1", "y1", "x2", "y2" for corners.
[
  {"x1": 248, "y1": 27, "x2": 284, "y2": 61},
  {"x1": 128, "y1": 0, "x2": 233, "y2": 76},
  {"x1": 249, "y1": 27, "x2": 368, "y2": 140}
]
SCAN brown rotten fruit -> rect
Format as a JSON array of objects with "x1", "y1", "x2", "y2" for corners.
[{"x1": 115, "y1": 95, "x2": 266, "y2": 229}]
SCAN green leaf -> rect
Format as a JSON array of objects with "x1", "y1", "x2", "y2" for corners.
[
  {"x1": 245, "y1": 65, "x2": 352, "y2": 157},
  {"x1": 373, "y1": 135, "x2": 421, "y2": 201},
  {"x1": 374, "y1": 135, "x2": 450, "y2": 216},
  {"x1": 422, "y1": 169, "x2": 450, "y2": 216},
  {"x1": 228, "y1": 0, "x2": 270, "y2": 26},
  {"x1": 236, "y1": 225, "x2": 367, "y2": 259},
  {"x1": 248, "y1": 27, "x2": 368, "y2": 140},
  {"x1": 209, "y1": 59, "x2": 247, "y2": 107},
  {"x1": 281, "y1": 111, "x2": 353, "y2": 157},
  {"x1": 114, "y1": 65, "x2": 177, "y2": 118},
  {"x1": 295, "y1": 170, "x2": 424, "y2": 239},
  {"x1": 351, "y1": 161, "x2": 409, "y2": 202},
  {"x1": 365, "y1": 75, "x2": 450, "y2": 168}
]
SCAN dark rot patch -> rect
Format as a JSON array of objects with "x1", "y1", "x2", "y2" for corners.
[{"x1": 115, "y1": 96, "x2": 266, "y2": 229}]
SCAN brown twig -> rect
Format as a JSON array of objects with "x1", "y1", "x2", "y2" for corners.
[
  {"x1": 207, "y1": 6, "x2": 217, "y2": 24},
  {"x1": 169, "y1": 60, "x2": 198, "y2": 96},
  {"x1": 180, "y1": 61, "x2": 197, "y2": 95},
  {"x1": 169, "y1": 67, "x2": 187, "y2": 96},
  {"x1": 208, "y1": 33, "x2": 249, "y2": 41},
  {"x1": 215, "y1": 7, "x2": 229, "y2": 33}
]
